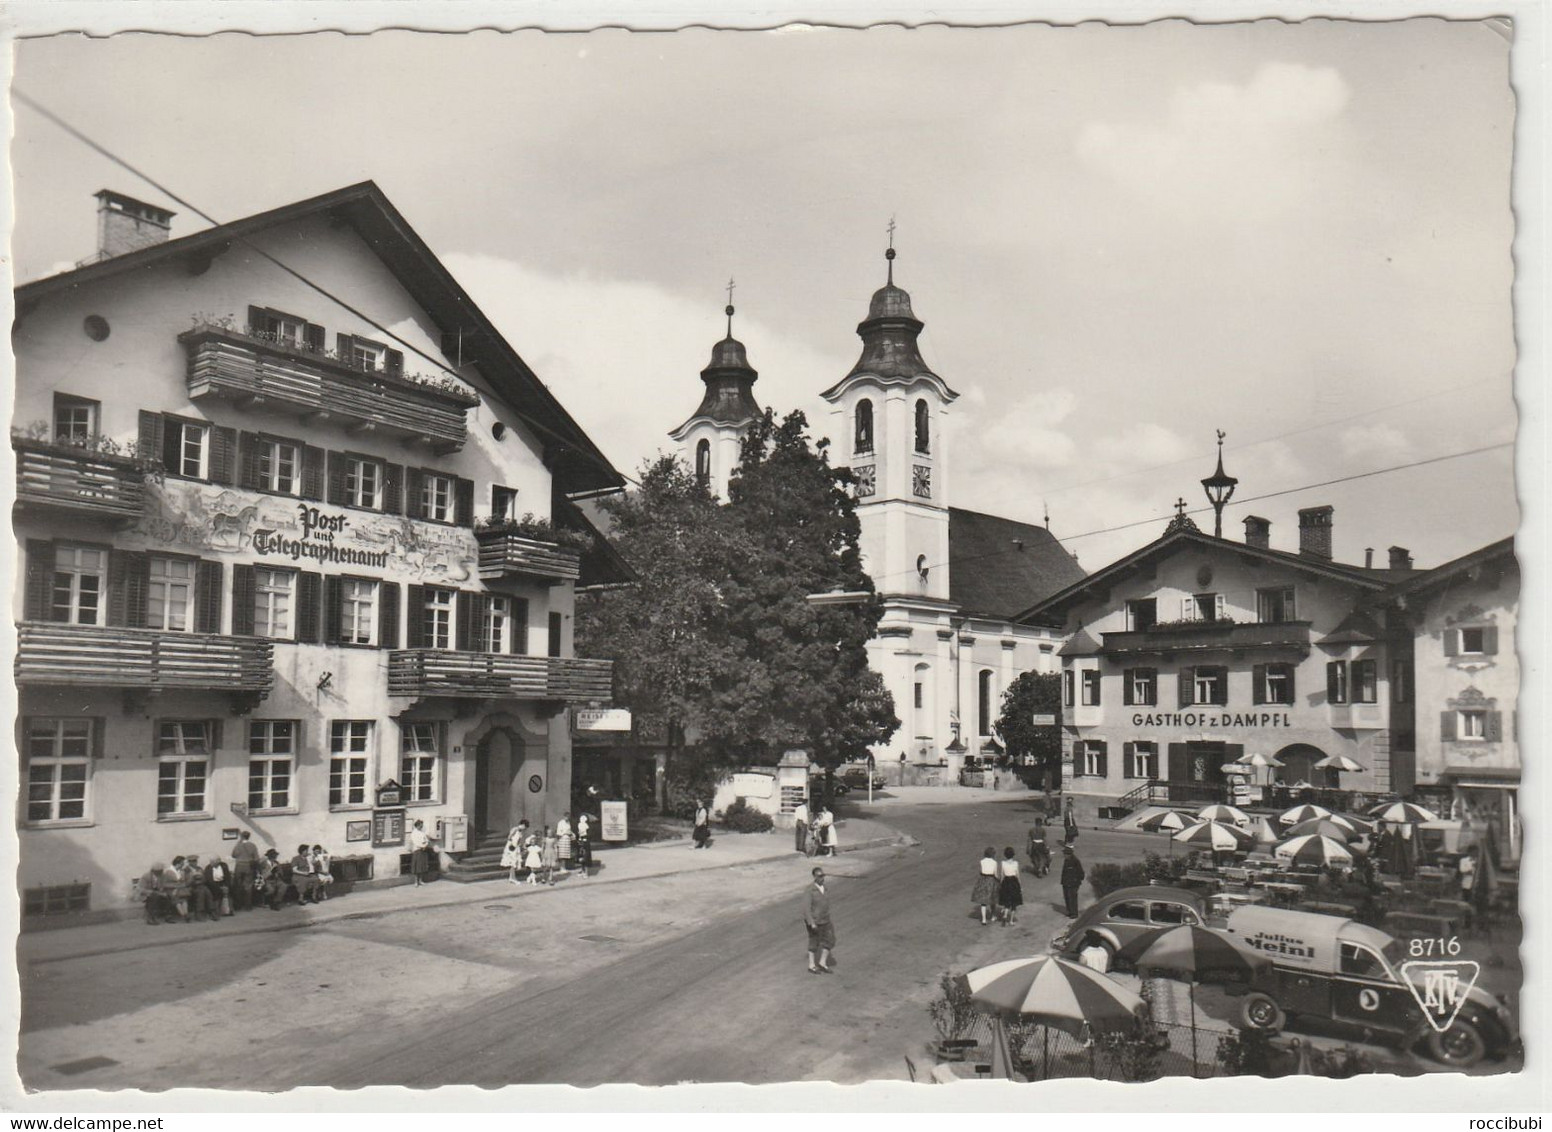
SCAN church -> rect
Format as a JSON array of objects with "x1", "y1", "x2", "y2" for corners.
[{"x1": 669, "y1": 245, "x2": 1085, "y2": 782}]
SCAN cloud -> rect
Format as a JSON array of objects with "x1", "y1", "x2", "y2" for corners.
[{"x1": 1340, "y1": 423, "x2": 1414, "y2": 465}]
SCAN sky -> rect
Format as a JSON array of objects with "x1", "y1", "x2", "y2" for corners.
[{"x1": 8, "y1": 19, "x2": 1520, "y2": 571}]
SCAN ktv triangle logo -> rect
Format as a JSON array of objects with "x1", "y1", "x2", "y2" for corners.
[{"x1": 1400, "y1": 960, "x2": 1482, "y2": 1033}]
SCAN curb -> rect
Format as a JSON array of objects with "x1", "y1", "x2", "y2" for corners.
[{"x1": 24, "y1": 832, "x2": 916, "y2": 967}]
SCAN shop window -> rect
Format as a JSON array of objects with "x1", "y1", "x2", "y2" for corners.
[
  {"x1": 247, "y1": 721, "x2": 296, "y2": 813},
  {"x1": 329, "y1": 721, "x2": 373, "y2": 808},
  {"x1": 25, "y1": 717, "x2": 94, "y2": 825},
  {"x1": 401, "y1": 723, "x2": 442, "y2": 804}
]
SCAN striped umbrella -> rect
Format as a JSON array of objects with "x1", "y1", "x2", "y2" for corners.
[
  {"x1": 1284, "y1": 818, "x2": 1359, "y2": 843},
  {"x1": 1115, "y1": 924, "x2": 1273, "y2": 1076},
  {"x1": 1314, "y1": 754, "x2": 1366, "y2": 773},
  {"x1": 1275, "y1": 833, "x2": 1355, "y2": 866},
  {"x1": 1175, "y1": 820, "x2": 1255, "y2": 852},
  {"x1": 1335, "y1": 813, "x2": 1375, "y2": 836},
  {"x1": 1138, "y1": 809, "x2": 1193, "y2": 833},
  {"x1": 1236, "y1": 751, "x2": 1285, "y2": 769},
  {"x1": 1279, "y1": 803, "x2": 1332, "y2": 826},
  {"x1": 964, "y1": 955, "x2": 1147, "y2": 1040},
  {"x1": 1370, "y1": 801, "x2": 1438, "y2": 824},
  {"x1": 1197, "y1": 804, "x2": 1248, "y2": 824},
  {"x1": 1247, "y1": 816, "x2": 1280, "y2": 845}
]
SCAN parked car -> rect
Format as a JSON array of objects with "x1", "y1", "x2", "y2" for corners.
[
  {"x1": 1221, "y1": 906, "x2": 1515, "y2": 1068},
  {"x1": 809, "y1": 774, "x2": 850, "y2": 798},
  {"x1": 1050, "y1": 885, "x2": 1210, "y2": 969},
  {"x1": 840, "y1": 764, "x2": 886, "y2": 790}
]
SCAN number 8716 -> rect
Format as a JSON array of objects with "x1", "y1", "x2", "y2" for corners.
[{"x1": 1408, "y1": 936, "x2": 1462, "y2": 957}]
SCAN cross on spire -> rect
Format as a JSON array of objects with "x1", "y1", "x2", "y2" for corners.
[
  {"x1": 1175, "y1": 497, "x2": 1190, "y2": 519},
  {"x1": 725, "y1": 277, "x2": 736, "y2": 337},
  {"x1": 885, "y1": 215, "x2": 897, "y2": 284}
]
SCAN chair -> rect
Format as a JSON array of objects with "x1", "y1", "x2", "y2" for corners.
[{"x1": 903, "y1": 1054, "x2": 918, "y2": 1083}]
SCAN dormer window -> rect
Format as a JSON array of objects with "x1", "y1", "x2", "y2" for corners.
[
  {"x1": 337, "y1": 332, "x2": 403, "y2": 377},
  {"x1": 914, "y1": 399, "x2": 930, "y2": 454},
  {"x1": 855, "y1": 399, "x2": 875, "y2": 455},
  {"x1": 248, "y1": 305, "x2": 324, "y2": 352}
]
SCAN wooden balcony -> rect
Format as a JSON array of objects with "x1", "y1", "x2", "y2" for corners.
[
  {"x1": 475, "y1": 530, "x2": 583, "y2": 584},
  {"x1": 1101, "y1": 620, "x2": 1312, "y2": 657},
  {"x1": 179, "y1": 324, "x2": 480, "y2": 452},
  {"x1": 388, "y1": 650, "x2": 612, "y2": 704},
  {"x1": 12, "y1": 438, "x2": 146, "y2": 523},
  {"x1": 15, "y1": 622, "x2": 274, "y2": 705}
]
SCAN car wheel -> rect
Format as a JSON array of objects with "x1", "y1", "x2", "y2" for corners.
[
  {"x1": 1240, "y1": 992, "x2": 1285, "y2": 1034},
  {"x1": 1427, "y1": 1020, "x2": 1487, "y2": 1068}
]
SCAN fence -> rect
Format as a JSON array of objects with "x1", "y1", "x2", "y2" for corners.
[{"x1": 941, "y1": 1010, "x2": 1241, "y2": 1081}]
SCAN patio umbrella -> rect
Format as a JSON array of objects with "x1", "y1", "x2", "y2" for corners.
[
  {"x1": 1279, "y1": 803, "x2": 1332, "y2": 826},
  {"x1": 1115, "y1": 923, "x2": 1274, "y2": 1075},
  {"x1": 1314, "y1": 754, "x2": 1366, "y2": 773},
  {"x1": 965, "y1": 955, "x2": 1148, "y2": 1079},
  {"x1": 1370, "y1": 801, "x2": 1438, "y2": 825},
  {"x1": 1283, "y1": 818, "x2": 1358, "y2": 843},
  {"x1": 1138, "y1": 809, "x2": 1192, "y2": 833},
  {"x1": 1197, "y1": 804, "x2": 1248, "y2": 825},
  {"x1": 1175, "y1": 820, "x2": 1255, "y2": 851},
  {"x1": 1247, "y1": 816, "x2": 1280, "y2": 845},
  {"x1": 1236, "y1": 751, "x2": 1285, "y2": 769},
  {"x1": 1275, "y1": 833, "x2": 1356, "y2": 866}
]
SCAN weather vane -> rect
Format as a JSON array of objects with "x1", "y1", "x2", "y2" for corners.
[{"x1": 1200, "y1": 429, "x2": 1239, "y2": 538}]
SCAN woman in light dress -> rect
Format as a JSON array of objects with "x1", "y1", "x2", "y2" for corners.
[
  {"x1": 501, "y1": 823, "x2": 526, "y2": 885},
  {"x1": 972, "y1": 847, "x2": 1000, "y2": 926}
]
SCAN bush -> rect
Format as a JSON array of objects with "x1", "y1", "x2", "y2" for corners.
[
  {"x1": 1215, "y1": 1028, "x2": 1278, "y2": 1076},
  {"x1": 1089, "y1": 852, "x2": 1186, "y2": 898},
  {"x1": 664, "y1": 763, "x2": 723, "y2": 820},
  {"x1": 928, "y1": 973, "x2": 978, "y2": 1042},
  {"x1": 722, "y1": 797, "x2": 774, "y2": 833}
]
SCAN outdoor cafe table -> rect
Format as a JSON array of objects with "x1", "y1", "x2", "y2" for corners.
[
  {"x1": 1256, "y1": 881, "x2": 1306, "y2": 907},
  {"x1": 1300, "y1": 900, "x2": 1359, "y2": 918}
]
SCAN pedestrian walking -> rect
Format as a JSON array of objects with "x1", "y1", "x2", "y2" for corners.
[
  {"x1": 1063, "y1": 798, "x2": 1079, "y2": 843},
  {"x1": 822, "y1": 809, "x2": 840, "y2": 857},
  {"x1": 203, "y1": 856, "x2": 234, "y2": 917},
  {"x1": 804, "y1": 866, "x2": 835, "y2": 974},
  {"x1": 814, "y1": 806, "x2": 836, "y2": 857},
  {"x1": 542, "y1": 826, "x2": 560, "y2": 885},
  {"x1": 793, "y1": 798, "x2": 810, "y2": 854},
  {"x1": 408, "y1": 819, "x2": 434, "y2": 887},
  {"x1": 311, "y1": 845, "x2": 333, "y2": 900},
  {"x1": 231, "y1": 831, "x2": 259, "y2": 912},
  {"x1": 1061, "y1": 845, "x2": 1086, "y2": 917},
  {"x1": 693, "y1": 801, "x2": 712, "y2": 849},
  {"x1": 973, "y1": 847, "x2": 1000, "y2": 925},
  {"x1": 523, "y1": 835, "x2": 544, "y2": 885},
  {"x1": 998, "y1": 847, "x2": 1023, "y2": 926},
  {"x1": 501, "y1": 822, "x2": 526, "y2": 885}
]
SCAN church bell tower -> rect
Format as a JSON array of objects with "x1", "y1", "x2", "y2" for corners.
[{"x1": 668, "y1": 282, "x2": 762, "y2": 500}]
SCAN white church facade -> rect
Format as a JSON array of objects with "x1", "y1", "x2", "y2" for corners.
[{"x1": 671, "y1": 247, "x2": 1084, "y2": 781}]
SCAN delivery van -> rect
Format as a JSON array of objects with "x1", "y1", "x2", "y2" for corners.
[{"x1": 1221, "y1": 906, "x2": 1515, "y2": 1068}]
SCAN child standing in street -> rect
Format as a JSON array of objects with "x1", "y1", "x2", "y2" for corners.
[
  {"x1": 541, "y1": 826, "x2": 560, "y2": 885},
  {"x1": 522, "y1": 835, "x2": 543, "y2": 885}
]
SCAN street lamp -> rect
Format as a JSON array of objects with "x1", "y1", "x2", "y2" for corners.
[{"x1": 1200, "y1": 429, "x2": 1238, "y2": 539}]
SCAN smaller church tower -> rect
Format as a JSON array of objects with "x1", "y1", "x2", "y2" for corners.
[
  {"x1": 821, "y1": 234, "x2": 959, "y2": 600},
  {"x1": 668, "y1": 283, "x2": 763, "y2": 500}
]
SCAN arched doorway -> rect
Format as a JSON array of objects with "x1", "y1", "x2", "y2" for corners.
[
  {"x1": 465, "y1": 714, "x2": 551, "y2": 835},
  {"x1": 1274, "y1": 743, "x2": 1333, "y2": 789}
]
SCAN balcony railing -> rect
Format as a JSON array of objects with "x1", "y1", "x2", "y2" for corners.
[
  {"x1": 12, "y1": 438, "x2": 146, "y2": 522},
  {"x1": 388, "y1": 650, "x2": 612, "y2": 703},
  {"x1": 475, "y1": 531, "x2": 583, "y2": 584},
  {"x1": 15, "y1": 623, "x2": 274, "y2": 696},
  {"x1": 1101, "y1": 620, "x2": 1312, "y2": 657},
  {"x1": 180, "y1": 324, "x2": 480, "y2": 451}
]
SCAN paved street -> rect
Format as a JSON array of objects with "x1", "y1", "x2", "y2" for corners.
[{"x1": 19, "y1": 791, "x2": 1516, "y2": 1089}]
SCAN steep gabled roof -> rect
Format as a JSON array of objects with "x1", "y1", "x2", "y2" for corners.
[
  {"x1": 16, "y1": 181, "x2": 624, "y2": 497},
  {"x1": 1389, "y1": 536, "x2": 1517, "y2": 600},
  {"x1": 948, "y1": 508, "x2": 1086, "y2": 620},
  {"x1": 1015, "y1": 526, "x2": 1394, "y2": 625}
]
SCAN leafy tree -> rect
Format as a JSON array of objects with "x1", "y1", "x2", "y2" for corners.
[{"x1": 996, "y1": 671, "x2": 1064, "y2": 789}]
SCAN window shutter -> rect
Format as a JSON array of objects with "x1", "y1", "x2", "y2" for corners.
[
  {"x1": 1178, "y1": 668, "x2": 1193, "y2": 708},
  {"x1": 404, "y1": 468, "x2": 425, "y2": 520},
  {"x1": 1284, "y1": 666, "x2": 1296, "y2": 705},
  {"x1": 1167, "y1": 743, "x2": 1189, "y2": 781},
  {"x1": 1181, "y1": 597, "x2": 1194, "y2": 621},
  {"x1": 237, "y1": 431, "x2": 259, "y2": 490},
  {"x1": 1123, "y1": 741, "x2": 1135, "y2": 778},
  {"x1": 1483, "y1": 626, "x2": 1499, "y2": 655},
  {"x1": 1485, "y1": 711, "x2": 1503, "y2": 742},
  {"x1": 1143, "y1": 667, "x2": 1158, "y2": 706},
  {"x1": 337, "y1": 333, "x2": 357, "y2": 366},
  {"x1": 1215, "y1": 594, "x2": 1225, "y2": 620},
  {"x1": 454, "y1": 478, "x2": 475, "y2": 527},
  {"x1": 1252, "y1": 665, "x2": 1266, "y2": 706},
  {"x1": 106, "y1": 550, "x2": 136, "y2": 627},
  {"x1": 303, "y1": 322, "x2": 325, "y2": 352},
  {"x1": 210, "y1": 426, "x2": 238, "y2": 485},
  {"x1": 1443, "y1": 630, "x2": 1458, "y2": 658},
  {"x1": 323, "y1": 576, "x2": 343, "y2": 645},
  {"x1": 511, "y1": 597, "x2": 530, "y2": 654},
  {"x1": 1440, "y1": 711, "x2": 1456, "y2": 741},
  {"x1": 296, "y1": 572, "x2": 322, "y2": 643},
  {"x1": 301, "y1": 445, "x2": 326, "y2": 501},
  {"x1": 1091, "y1": 670, "x2": 1101, "y2": 706},
  {"x1": 382, "y1": 463, "x2": 403, "y2": 515},
  {"x1": 405, "y1": 585, "x2": 426, "y2": 649},
  {"x1": 92, "y1": 717, "x2": 106, "y2": 759},
  {"x1": 1213, "y1": 668, "x2": 1229, "y2": 706},
  {"x1": 138, "y1": 410, "x2": 165, "y2": 467},
  {"x1": 195, "y1": 560, "x2": 223, "y2": 633},
  {"x1": 1063, "y1": 670, "x2": 1074, "y2": 708},
  {"x1": 162, "y1": 420, "x2": 182, "y2": 473},
  {"x1": 24, "y1": 539, "x2": 55, "y2": 621},
  {"x1": 548, "y1": 611, "x2": 563, "y2": 658},
  {"x1": 456, "y1": 591, "x2": 477, "y2": 652},
  {"x1": 379, "y1": 582, "x2": 400, "y2": 650},
  {"x1": 231, "y1": 565, "x2": 257, "y2": 637},
  {"x1": 385, "y1": 348, "x2": 404, "y2": 377},
  {"x1": 208, "y1": 718, "x2": 223, "y2": 752},
  {"x1": 1094, "y1": 742, "x2": 1108, "y2": 779},
  {"x1": 326, "y1": 451, "x2": 346, "y2": 506},
  {"x1": 1327, "y1": 662, "x2": 1344, "y2": 704},
  {"x1": 1122, "y1": 670, "x2": 1134, "y2": 707},
  {"x1": 247, "y1": 305, "x2": 267, "y2": 332},
  {"x1": 120, "y1": 552, "x2": 150, "y2": 628}
]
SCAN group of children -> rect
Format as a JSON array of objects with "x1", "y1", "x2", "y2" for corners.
[{"x1": 499, "y1": 814, "x2": 593, "y2": 886}]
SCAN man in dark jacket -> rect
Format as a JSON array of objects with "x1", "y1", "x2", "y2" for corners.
[
  {"x1": 1061, "y1": 846, "x2": 1086, "y2": 917},
  {"x1": 804, "y1": 866, "x2": 835, "y2": 974}
]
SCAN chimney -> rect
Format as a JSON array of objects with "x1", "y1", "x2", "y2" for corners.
[
  {"x1": 1389, "y1": 545, "x2": 1413, "y2": 571},
  {"x1": 1243, "y1": 515, "x2": 1271, "y2": 550},
  {"x1": 1297, "y1": 505, "x2": 1334, "y2": 560},
  {"x1": 95, "y1": 190, "x2": 175, "y2": 259},
  {"x1": 1365, "y1": 547, "x2": 1374, "y2": 569}
]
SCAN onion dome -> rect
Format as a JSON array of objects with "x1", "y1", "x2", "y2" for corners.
[
  {"x1": 668, "y1": 297, "x2": 762, "y2": 438},
  {"x1": 821, "y1": 239, "x2": 957, "y2": 401}
]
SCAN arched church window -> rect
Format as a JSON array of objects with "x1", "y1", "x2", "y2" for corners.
[
  {"x1": 914, "y1": 399, "x2": 930, "y2": 454},
  {"x1": 978, "y1": 670, "x2": 996, "y2": 737},
  {"x1": 695, "y1": 439, "x2": 711, "y2": 487},
  {"x1": 855, "y1": 399, "x2": 874, "y2": 454}
]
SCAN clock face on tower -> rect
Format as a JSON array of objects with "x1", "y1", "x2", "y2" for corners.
[
  {"x1": 912, "y1": 464, "x2": 932, "y2": 499},
  {"x1": 855, "y1": 464, "x2": 876, "y2": 498}
]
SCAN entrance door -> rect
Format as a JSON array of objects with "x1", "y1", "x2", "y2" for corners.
[
  {"x1": 1186, "y1": 741, "x2": 1226, "y2": 784},
  {"x1": 475, "y1": 729, "x2": 521, "y2": 835}
]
